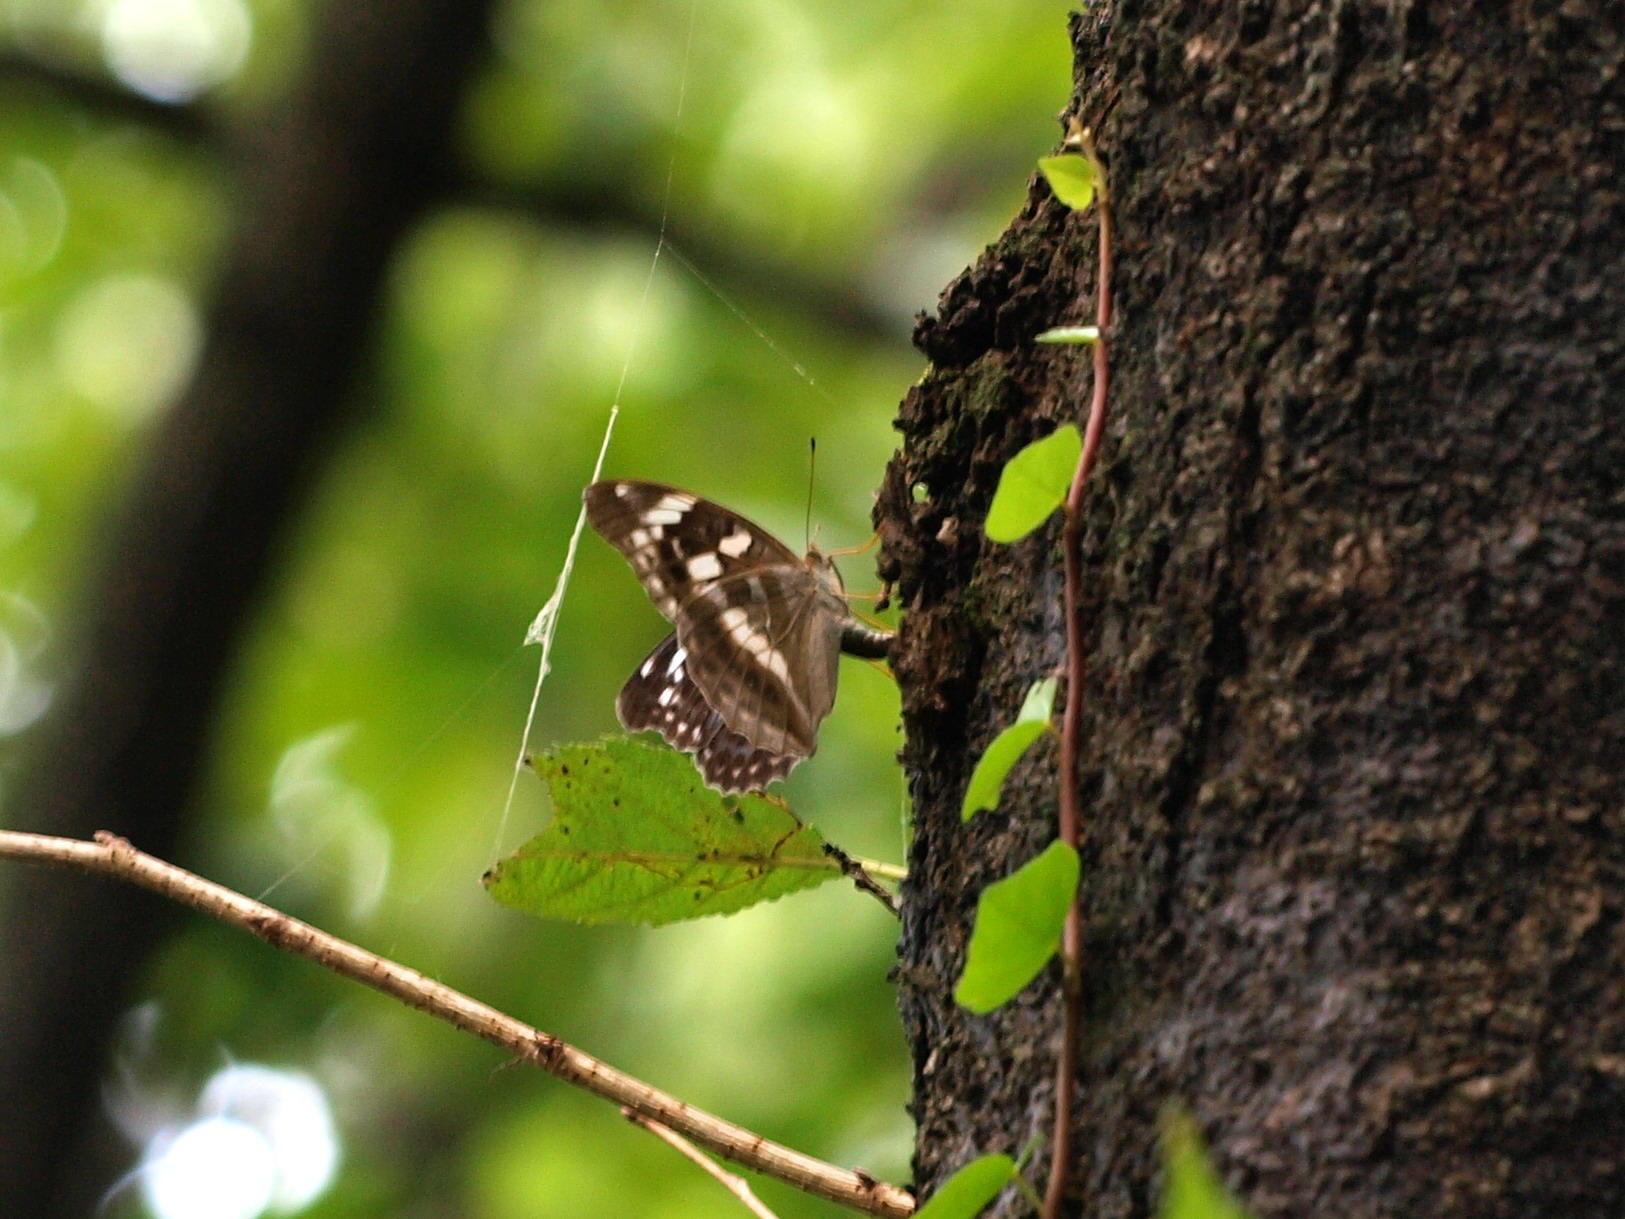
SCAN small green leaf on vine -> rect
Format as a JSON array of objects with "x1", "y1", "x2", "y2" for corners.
[
  {"x1": 1159, "y1": 1105, "x2": 1256, "y2": 1219},
  {"x1": 984, "y1": 423, "x2": 1081, "y2": 543},
  {"x1": 484, "y1": 737, "x2": 839, "y2": 925},
  {"x1": 954, "y1": 840, "x2": 1080, "y2": 1013},
  {"x1": 1035, "y1": 326, "x2": 1099, "y2": 345},
  {"x1": 962, "y1": 678, "x2": 1058, "y2": 821},
  {"x1": 1037, "y1": 152, "x2": 1097, "y2": 210},
  {"x1": 913, "y1": 1153, "x2": 1018, "y2": 1219}
]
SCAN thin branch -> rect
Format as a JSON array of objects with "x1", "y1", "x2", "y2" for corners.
[
  {"x1": 0, "y1": 49, "x2": 213, "y2": 144},
  {"x1": 1043, "y1": 123, "x2": 1113, "y2": 1219},
  {"x1": 0, "y1": 830, "x2": 916, "y2": 1219},
  {"x1": 467, "y1": 179, "x2": 906, "y2": 347},
  {"x1": 851, "y1": 857, "x2": 907, "y2": 883},
  {"x1": 623, "y1": 1108, "x2": 782, "y2": 1219},
  {"x1": 821, "y1": 842, "x2": 901, "y2": 917}
]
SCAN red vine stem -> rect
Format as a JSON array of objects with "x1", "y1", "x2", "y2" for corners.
[{"x1": 1042, "y1": 130, "x2": 1112, "y2": 1219}]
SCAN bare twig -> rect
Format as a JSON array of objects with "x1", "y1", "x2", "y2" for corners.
[
  {"x1": 623, "y1": 1108, "x2": 782, "y2": 1219},
  {"x1": 0, "y1": 830, "x2": 915, "y2": 1218},
  {"x1": 822, "y1": 842, "x2": 901, "y2": 917},
  {"x1": 1043, "y1": 122, "x2": 1113, "y2": 1219}
]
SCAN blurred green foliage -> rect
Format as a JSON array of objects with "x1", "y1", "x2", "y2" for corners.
[{"x1": 0, "y1": 0, "x2": 1071, "y2": 1213}]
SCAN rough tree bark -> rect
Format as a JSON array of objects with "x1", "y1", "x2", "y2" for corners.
[
  {"x1": 0, "y1": 3, "x2": 491, "y2": 1214},
  {"x1": 882, "y1": 3, "x2": 1625, "y2": 1216}
]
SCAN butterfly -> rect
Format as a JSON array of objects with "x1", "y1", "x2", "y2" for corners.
[{"x1": 584, "y1": 480, "x2": 893, "y2": 792}]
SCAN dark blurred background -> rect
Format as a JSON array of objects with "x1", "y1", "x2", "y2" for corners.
[{"x1": 0, "y1": 0, "x2": 1070, "y2": 1214}]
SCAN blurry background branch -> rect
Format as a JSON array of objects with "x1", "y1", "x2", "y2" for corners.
[
  {"x1": 0, "y1": 47, "x2": 907, "y2": 343},
  {"x1": 0, "y1": 48, "x2": 215, "y2": 143},
  {"x1": 469, "y1": 179, "x2": 905, "y2": 344},
  {"x1": 0, "y1": 2, "x2": 494, "y2": 1213}
]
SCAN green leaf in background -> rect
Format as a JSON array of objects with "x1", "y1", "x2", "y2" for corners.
[
  {"x1": 962, "y1": 677, "x2": 1058, "y2": 821},
  {"x1": 984, "y1": 423, "x2": 1081, "y2": 543},
  {"x1": 913, "y1": 1154, "x2": 1018, "y2": 1219},
  {"x1": 1159, "y1": 1105, "x2": 1254, "y2": 1219},
  {"x1": 1034, "y1": 326, "x2": 1099, "y2": 345},
  {"x1": 484, "y1": 737, "x2": 840, "y2": 925},
  {"x1": 1037, "y1": 153, "x2": 1097, "y2": 209},
  {"x1": 954, "y1": 840, "x2": 1079, "y2": 1013}
]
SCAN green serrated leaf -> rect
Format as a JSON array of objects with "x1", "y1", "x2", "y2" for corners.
[
  {"x1": 954, "y1": 841, "x2": 1079, "y2": 1013},
  {"x1": 984, "y1": 423, "x2": 1081, "y2": 543},
  {"x1": 1034, "y1": 326, "x2": 1099, "y2": 345},
  {"x1": 1037, "y1": 153, "x2": 1097, "y2": 209},
  {"x1": 914, "y1": 1154, "x2": 1018, "y2": 1219},
  {"x1": 1159, "y1": 1106, "x2": 1255, "y2": 1219},
  {"x1": 484, "y1": 737, "x2": 839, "y2": 926},
  {"x1": 962, "y1": 678, "x2": 1058, "y2": 821}
]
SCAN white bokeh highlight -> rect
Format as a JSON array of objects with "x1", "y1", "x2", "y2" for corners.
[
  {"x1": 140, "y1": 1065, "x2": 340, "y2": 1219},
  {"x1": 97, "y1": 0, "x2": 252, "y2": 103}
]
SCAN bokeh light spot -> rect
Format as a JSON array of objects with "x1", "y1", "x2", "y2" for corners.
[
  {"x1": 53, "y1": 273, "x2": 201, "y2": 424},
  {"x1": 0, "y1": 157, "x2": 68, "y2": 281},
  {"x1": 142, "y1": 1118, "x2": 276, "y2": 1219},
  {"x1": 99, "y1": 0, "x2": 252, "y2": 103},
  {"x1": 0, "y1": 591, "x2": 52, "y2": 738},
  {"x1": 139, "y1": 1065, "x2": 340, "y2": 1219}
]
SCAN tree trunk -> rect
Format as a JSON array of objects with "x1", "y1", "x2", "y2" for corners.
[
  {"x1": 882, "y1": 3, "x2": 1625, "y2": 1216},
  {"x1": 0, "y1": 4, "x2": 490, "y2": 1214}
]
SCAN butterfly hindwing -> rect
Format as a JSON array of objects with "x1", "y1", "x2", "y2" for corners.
[
  {"x1": 677, "y1": 576, "x2": 843, "y2": 758},
  {"x1": 615, "y1": 633, "x2": 798, "y2": 792}
]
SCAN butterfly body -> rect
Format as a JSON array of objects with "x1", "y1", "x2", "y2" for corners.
[{"x1": 585, "y1": 479, "x2": 891, "y2": 792}]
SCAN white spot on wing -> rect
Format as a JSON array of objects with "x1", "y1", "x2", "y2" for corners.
[
  {"x1": 718, "y1": 530, "x2": 753, "y2": 558},
  {"x1": 686, "y1": 553, "x2": 723, "y2": 581},
  {"x1": 643, "y1": 508, "x2": 685, "y2": 526},
  {"x1": 629, "y1": 528, "x2": 650, "y2": 550},
  {"x1": 764, "y1": 650, "x2": 790, "y2": 682},
  {"x1": 640, "y1": 657, "x2": 655, "y2": 678},
  {"x1": 615, "y1": 483, "x2": 632, "y2": 498},
  {"x1": 655, "y1": 493, "x2": 697, "y2": 513},
  {"x1": 657, "y1": 686, "x2": 676, "y2": 707},
  {"x1": 719, "y1": 607, "x2": 749, "y2": 634}
]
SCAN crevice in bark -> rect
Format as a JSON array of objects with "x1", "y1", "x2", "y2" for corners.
[{"x1": 885, "y1": 1, "x2": 1625, "y2": 1216}]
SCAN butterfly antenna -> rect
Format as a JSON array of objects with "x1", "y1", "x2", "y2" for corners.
[{"x1": 805, "y1": 437, "x2": 817, "y2": 551}]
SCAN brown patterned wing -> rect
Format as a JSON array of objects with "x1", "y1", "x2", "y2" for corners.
[
  {"x1": 615, "y1": 633, "x2": 800, "y2": 792},
  {"x1": 672, "y1": 566, "x2": 846, "y2": 759},
  {"x1": 586, "y1": 479, "x2": 843, "y2": 752},
  {"x1": 584, "y1": 480, "x2": 802, "y2": 622}
]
